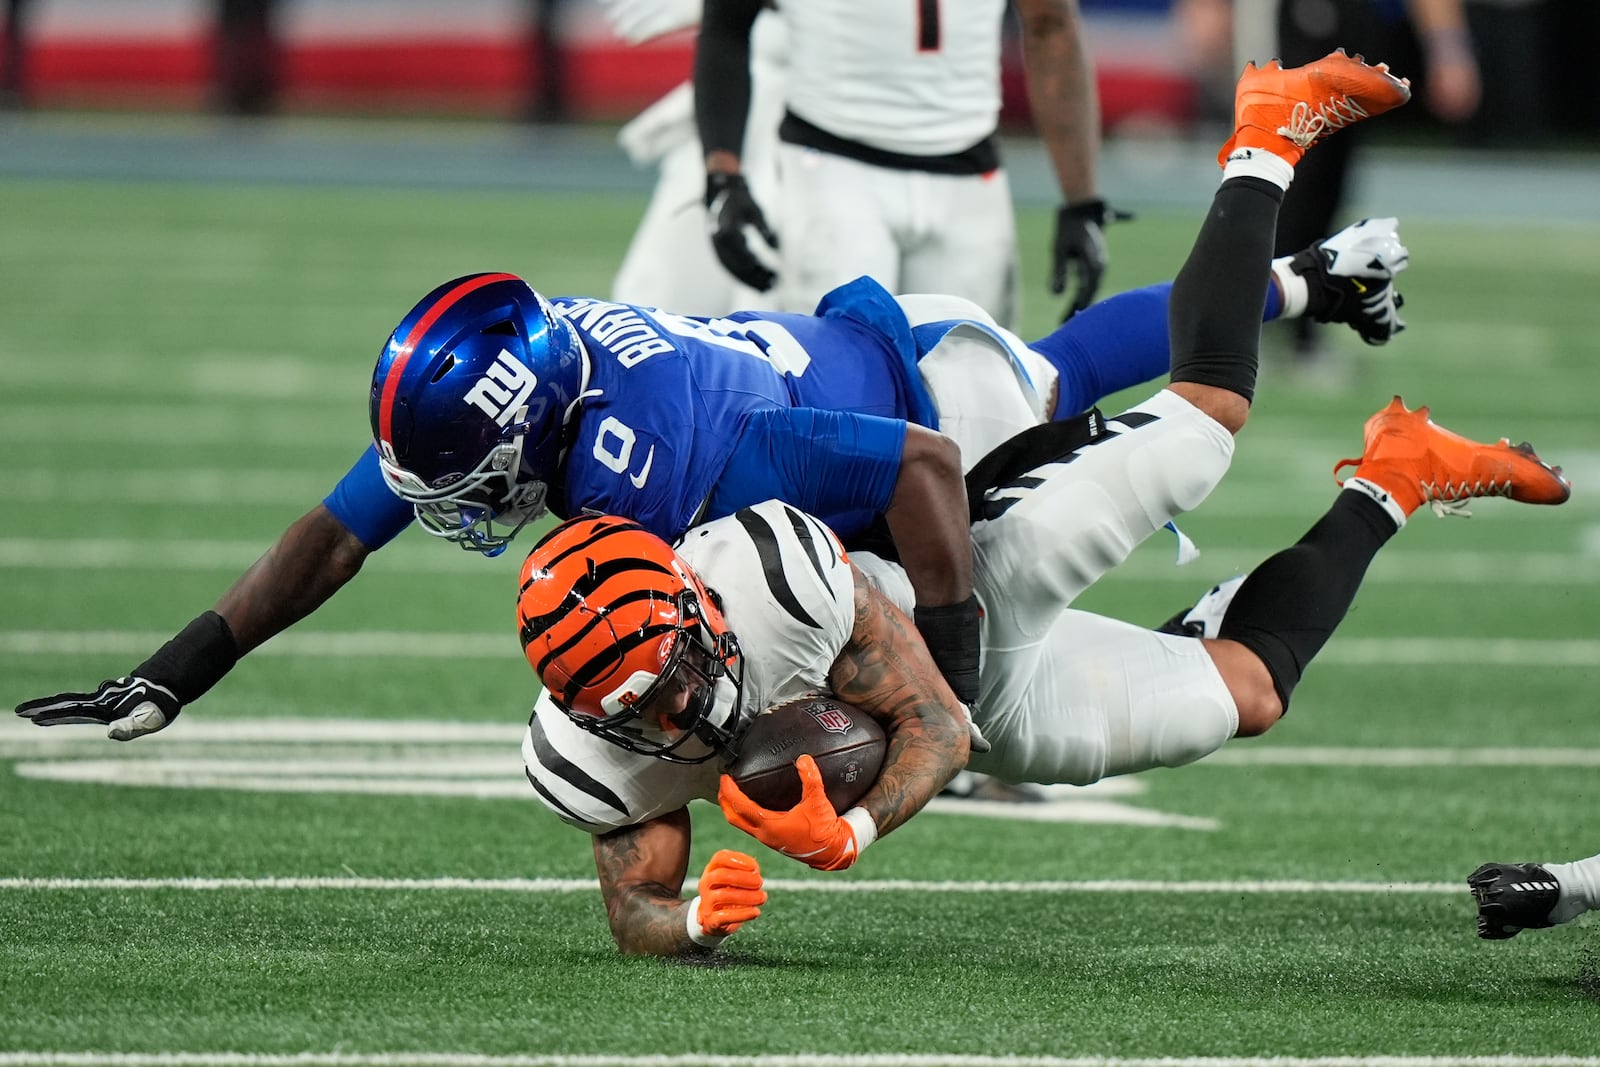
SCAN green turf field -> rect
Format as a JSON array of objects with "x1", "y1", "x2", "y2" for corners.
[{"x1": 2, "y1": 174, "x2": 1598, "y2": 1066}]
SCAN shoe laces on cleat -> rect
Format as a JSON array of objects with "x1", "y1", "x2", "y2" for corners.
[
  {"x1": 1420, "y1": 465, "x2": 1519, "y2": 518},
  {"x1": 1277, "y1": 94, "x2": 1374, "y2": 148}
]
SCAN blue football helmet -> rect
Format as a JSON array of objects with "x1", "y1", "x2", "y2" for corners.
[{"x1": 370, "y1": 272, "x2": 587, "y2": 556}]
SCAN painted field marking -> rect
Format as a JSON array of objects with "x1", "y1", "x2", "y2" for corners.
[
  {"x1": 0, "y1": 875, "x2": 1463, "y2": 895},
  {"x1": 14, "y1": 1056, "x2": 1600, "y2": 1067},
  {"x1": 9, "y1": 1056, "x2": 1600, "y2": 1067},
  {"x1": 7, "y1": 720, "x2": 1600, "y2": 829},
  {"x1": 3, "y1": 465, "x2": 1595, "y2": 519},
  {"x1": 4, "y1": 541, "x2": 1599, "y2": 585},
  {"x1": 0, "y1": 469, "x2": 327, "y2": 505}
]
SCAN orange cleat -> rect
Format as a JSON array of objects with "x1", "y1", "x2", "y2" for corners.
[
  {"x1": 1334, "y1": 397, "x2": 1571, "y2": 517},
  {"x1": 1219, "y1": 49, "x2": 1413, "y2": 168}
]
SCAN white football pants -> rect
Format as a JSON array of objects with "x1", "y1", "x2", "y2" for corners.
[
  {"x1": 897, "y1": 292, "x2": 1060, "y2": 470},
  {"x1": 610, "y1": 59, "x2": 787, "y2": 316},
  {"x1": 775, "y1": 143, "x2": 1020, "y2": 329},
  {"x1": 964, "y1": 389, "x2": 1242, "y2": 786}
]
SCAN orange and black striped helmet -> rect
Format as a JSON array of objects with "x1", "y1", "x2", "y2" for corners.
[{"x1": 516, "y1": 515, "x2": 744, "y2": 762}]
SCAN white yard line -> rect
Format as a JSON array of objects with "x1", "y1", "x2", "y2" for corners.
[
  {"x1": 0, "y1": 875, "x2": 1463, "y2": 894},
  {"x1": 4, "y1": 1054, "x2": 1600, "y2": 1067},
  {"x1": 7, "y1": 719, "x2": 1600, "y2": 768}
]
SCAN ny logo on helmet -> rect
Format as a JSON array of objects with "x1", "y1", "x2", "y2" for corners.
[{"x1": 464, "y1": 349, "x2": 539, "y2": 427}]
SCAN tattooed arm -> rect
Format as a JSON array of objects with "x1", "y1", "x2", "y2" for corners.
[
  {"x1": 825, "y1": 564, "x2": 971, "y2": 839},
  {"x1": 593, "y1": 808, "x2": 710, "y2": 957}
]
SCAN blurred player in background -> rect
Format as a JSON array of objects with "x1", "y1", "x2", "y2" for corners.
[
  {"x1": 603, "y1": 0, "x2": 786, "y2": 313},
  {"x1": 1273, "y1": 0, "x2": 1480, "y2": 365},
  {"x1": 1469, "y1": 854, "x2": 1600, "y2": 939},
  {"x1": 695, "y1": 0, "x2": 1120, "y2": 328}
]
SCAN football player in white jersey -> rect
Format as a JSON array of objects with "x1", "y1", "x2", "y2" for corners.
[
  {"x1": 604, "y1": 0, "x2": 787, "y2": 314},
  {"x1": 510, "y1": 53, "x2": 1575, "y2": 957},
  {"x1": 517, "y1": 397, "x2": 1569, "y2": 955},
  {"x1": 695, "y1": 0, "x2": 1115, "y2": 327}
]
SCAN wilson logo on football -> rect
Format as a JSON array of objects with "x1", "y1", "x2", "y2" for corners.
[
  {"x1": 463, "y1": 349, "x2": 539, "y2": 427},
  {"x1": 806, "y1": 703, "x2": 853, "y2": 734}
]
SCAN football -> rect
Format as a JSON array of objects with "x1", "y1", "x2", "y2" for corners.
[{"x1": 727, "y1": 695, "x2": 886, "y2": 813}]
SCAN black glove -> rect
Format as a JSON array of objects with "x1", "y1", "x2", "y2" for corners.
[
  {"x1": 705, "y1": 172, "x2": 779, "y2": 292},
  {"x1": 16, "y1": 676, "x2": 182, "y2": 741},
  {"x1": 1051, "y1": 199, "x2": 1134, "y2": 323}
]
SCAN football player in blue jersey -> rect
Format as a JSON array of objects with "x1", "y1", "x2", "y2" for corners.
[{"x1": 14, "y1": 153, "x2": 1408, "y2": 743}]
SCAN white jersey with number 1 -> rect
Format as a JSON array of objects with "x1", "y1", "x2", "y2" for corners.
[{"x1": 783, "y1": 0, "x2": 1006, "y2": 156}]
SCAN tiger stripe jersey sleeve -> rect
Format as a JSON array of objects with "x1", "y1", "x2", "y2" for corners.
[
  {"x1": 675, "y1": 499, "x2": 856, "y2": 713},
  {"x1": 522, "y1": 693, "x2": 723, "y2": 835}
]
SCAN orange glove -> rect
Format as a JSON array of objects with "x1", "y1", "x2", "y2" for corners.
[
  {"x1": 718, "y1": 754, "x2": 878, "y2": 872},
  {"x1": 686, "y1": 849, "x2": 766, "y2": 947}
]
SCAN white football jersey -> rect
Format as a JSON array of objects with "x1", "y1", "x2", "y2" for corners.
[
  {"x1": 522, "y1": 499, "x2": 855, "y2": 835},
  {"x1": 781, "y1": 0, "x2": 1006, "y2": 156}
]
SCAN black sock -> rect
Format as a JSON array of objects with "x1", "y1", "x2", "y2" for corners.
[
  {"x1": 1168, "y1": 177, "x2": 1285, "y2": 403},
  {"x1": 1216, "y1": 490, "x2": 1398, "y2": 708}
]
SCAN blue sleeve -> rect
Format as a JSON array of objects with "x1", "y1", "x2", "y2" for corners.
[
  {"x1": 1029, "y1": 282, "x2": 1174, "y2": 417},
  {"x1": 703, "y1": 408, "x2": 906, "y2": 522},
  {"x1": 322, "y1": 445, "x2": 415, "y2": 550},
  {"x1": 1031, "y1": 278, "x2": 1285, "y2": 418}
]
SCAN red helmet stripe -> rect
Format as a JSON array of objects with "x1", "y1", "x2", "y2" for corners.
[{"x1": 376, "y1": 272, "x2": 522, "y2": 451}]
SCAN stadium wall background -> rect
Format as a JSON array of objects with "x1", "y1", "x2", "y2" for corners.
[{"x1": 1, "y1": 0, "x2": 1594, "y2": 145}]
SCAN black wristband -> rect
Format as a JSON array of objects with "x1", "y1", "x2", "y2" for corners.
[
  {"x1": 134, "y1": 611, "x2": 241, "y2": 705},
  {"x1": 704, "y1": 171, "x2": 746, "y2": 208},
  {"x1": 1059, "y1": 198, "x2": 1108, "y2": 227},
  {"x1": 914, "y1": 596, "x2": 982, "y2": 706}
]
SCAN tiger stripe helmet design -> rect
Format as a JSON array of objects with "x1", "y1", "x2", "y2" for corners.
[{"x1": 516, "y1": 516, "x2": 746, "y2": 763}]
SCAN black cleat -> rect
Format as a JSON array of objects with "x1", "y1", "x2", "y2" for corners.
[{"x1": 1469, "y1": 862, "x2": 1561, "y2": 940}]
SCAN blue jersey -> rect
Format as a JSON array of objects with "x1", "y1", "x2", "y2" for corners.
[
  {"x1": 326, "y1": 277, "x2": 937, "y2": 549},
  {"x1": 323, "y1": 274, "x2": 1255, "y2": 553}
]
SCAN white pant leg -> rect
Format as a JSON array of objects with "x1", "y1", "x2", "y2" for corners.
[
  {"x1": 968, "y1": 609, "x2": 1239, "y2": 786},
  {"x1": 900, "y1": 168, "x2": 1020, "y2": 330},
  {"x1": 894, "y1": 293, "x2": 1054, "y2": 470},
  {"x1": 917, "y1": 328, "x2": 1047, "y2": 471},
  {"x1": 777, "y1": 144, "x2": 906, "y2": 313},
  {"x1": 973, "y1": 389, "x2": 1235, "y2": 647},
  {"x1": 613, "y1": 65, "x2": 787, "y2": 315},
  {"x1": 612, "y1": 138, "x2": 742, "y2": 315}
]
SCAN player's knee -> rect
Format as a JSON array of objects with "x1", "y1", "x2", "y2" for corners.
[
  {"x1": 1164, "y1": 383, "x2": 1250, "y2": 436},
  {"x1": 1233, "y1": 687, "x2": 1284, "y2": 736},
  {"x1": 1205, "y1": 638, "x2": 1283, "y2": 736}
]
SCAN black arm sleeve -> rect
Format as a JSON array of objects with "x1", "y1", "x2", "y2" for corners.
[{"x1": 694, "y1": 0, "x2": 764, "y2": 159}]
